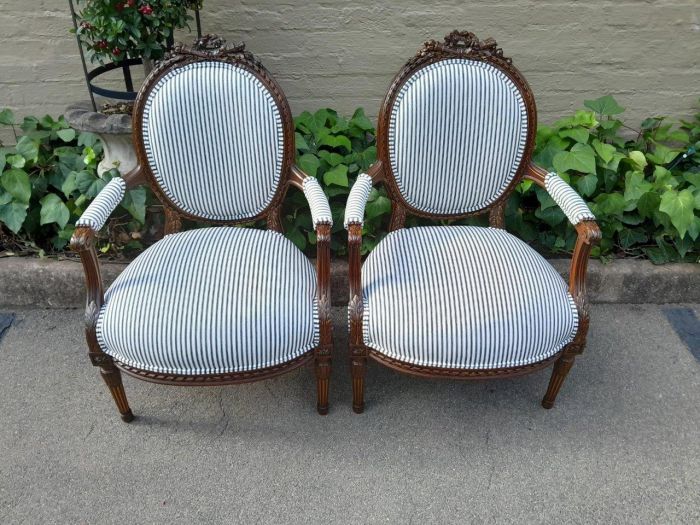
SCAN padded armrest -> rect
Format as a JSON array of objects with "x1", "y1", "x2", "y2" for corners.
[
  {"x1": 544, "y1": 172, "x2": 595, "y2": 225},
  {"x1": 302, "y1": 177, "x2": 333, "y2": 227},
  {"x1": 343, "y1": 173, "x2": 373, "y2": 228},
  {"x1": 75, "y1": 177, "x2": 127, "y2": 231}
]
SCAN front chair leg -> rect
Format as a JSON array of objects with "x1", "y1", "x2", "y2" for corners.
[
  {"x1": 351, "y1": 348, "x2": 367, "y2": 414},
  {"x1": 99, "y1": 361, "x2": 134, "y2": 422},
  {"x1": 314, "y1": 349, "x2": 331, "y2": 415},
  {"x1": 541, "y1": 353, "x2": 576, "y2": 409}
]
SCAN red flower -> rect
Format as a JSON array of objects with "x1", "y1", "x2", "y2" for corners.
[
  {"x1": 113, "y1": 47, "x2": 122, "y2": 56},
  {"x1": 80, "y1": 21, "x2": 93, "y2": 30},
  {"x1": 127, "y1": 0, "x2": 135, "y2": 6},
  {"x1": 138, "y1": 4, "x2": 153, "y2": 15},
  {"x1": 95, "y1": 40, "x2": 108, "y2": 49},
  {"x1": 115, "y1": 2, "x2": 124, "y2": 11}
]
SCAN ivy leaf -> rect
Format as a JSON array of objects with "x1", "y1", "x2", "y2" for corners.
[
  {"x1": 0, "y1": 108, "x2": 15, "y2": 125},
  {"x1": 75, "y1": 170, "x2": 106, "y2": 198},
  {"x1": 349, "y1": 108, "x2": 374, "y2": 131},
  {"x1": 552, "y1": 143, "x2": 597, "y2": 175},
  {"x1": 39, "y1": 193, "x2": 70, "y2": 229},
  {"x1": 295, "y1": 132, "x2": 310, "y2": 152},
  {"x1": 623, "y1": 171, "x2": 653, "y2": 203},
  {"x1": 286, "y1": 227, "x2": 306, "y2": 251},
  {"x1": 366, "y1": 195, "x2": 391, "y2": 219},
  {"x1": 15, "y1": 136, "x2": 39, "y2": 163},
  {"x1": 6, "y1": 154, "x2": 26, "y2": 169},
  {"x1": 584, "y1": 95, "x2": 625, "y2": 116},
  {"x1": 0, "y1": 201, "x2": 28, "y2": 233},
  {"x1": 577, "y1": 174, "x2": 598, "y2": 197},
  {"x1": 1, "y1": 168, "x2": 31, "y2": 203},
  {"x1": 318, "y1": 134, "x2": 352, "y2": 153},
  {"x1": 659, "y1": 188, "x2": 696, "y2": 238},
  {"x1": 61, "y1": 171, "x2": 78, "y2": 198},
  {"x1": 318, "y1": 150, "x2": 344, "y2": 167},
  {"x1": 618, "y1": 228, "x2": 647, "y2": 249},
  {"x1": 56, "y1": 128, "x2": 76, "y2": 143},
  {"x1": 592, "y1": 139, "x2": 616, "y2": 164},
  {"x1": 297, "y1": 153, "x2": 320, "y2": 177},
  {"x1": 323, "y1": 164, "x2": 349, "y2": 187},
  {"x1": 628, "y1": 151, "x2": 647, "y2": 170},
  {"x1": 121, "y1": 186, "x2": 147, "y2": 224},
  {"x1": 593, "y1": 192, "x2": 626, "y2": 216},
  {"x1": 559, "y1": 128, "x2": 589, "y2": 144}
]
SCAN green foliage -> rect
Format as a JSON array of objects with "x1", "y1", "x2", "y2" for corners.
[
  {"x1": 0, "y1": 110, "x2": 147, "y2": 255},
  {"x1": 511, "y1": 95, "x2": 700, "y2": 263},
  {"x1": 73, "y1": 0, "x2": 201, "y2": 64},
  {"x1": 286, "y1": 108, "x2": 382, "y2": 255},
  {"x1": 2, "y1": 96, "x2": 699, "y2": 264}
]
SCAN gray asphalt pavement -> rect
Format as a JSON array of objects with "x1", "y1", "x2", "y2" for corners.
[{"x1": 0, "y1": 305, "x2": 698, "y2": 523}]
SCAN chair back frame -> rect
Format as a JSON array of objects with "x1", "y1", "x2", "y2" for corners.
[
  {"x1": 131, "y1": 43, "x2": 297, "y2": 232},
  {"x1": 375, "y1": 30, "x2": 538, "y2": 228}
]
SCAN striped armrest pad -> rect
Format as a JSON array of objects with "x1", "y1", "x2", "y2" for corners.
[
  {"x1": 343, "y1": 173, "x2": 373, "y2": 228},
  {"x1": 75, "y1": 177, "x2": 127, "y2": 231},
  {"x1": 545, "y1": 172, "x2": 595, "y2": 225},
  {"x1": 302, "y1": 177, "x2": 333, "y2": 227}
]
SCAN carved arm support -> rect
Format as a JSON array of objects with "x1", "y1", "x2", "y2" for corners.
[
  {"x1": 525, "y1": 162, "x2": 601, "y2": 319},
  {"x1": 70, "y1": 166, "x2": 145, "y2": 361},
  {"x1": 290, "y1": 165, "x2": 334, "y2": 349},
  {"x1": 344, "y1": 162, "x2": 384, "y2": 346}
]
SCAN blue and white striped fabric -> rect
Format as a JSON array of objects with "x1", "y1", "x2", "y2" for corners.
[
  {"x1": 96, "y1": 227, "x2": 319, "y2": 375},
  {"x1": 545, "y1": 172, "x2": 595, "y2": 225},
  {"x1": 142, "y1": 61, "x2": 284, "y2": 221},
  {"x1": 75, "y1": 177, "x2": 126, "y2": 231},
  {"x1": 360, "y1": 226, "x2": 578, "y2": 369},
  {"x1": 302, "y1": 177, "x2": 333, "y2": 226},
  {"x1": 344, "y1": 173, "x2": 373, "y2": 227},
  {"x1": 388, "y1": 59, "x2": 528, "y2": 215}
]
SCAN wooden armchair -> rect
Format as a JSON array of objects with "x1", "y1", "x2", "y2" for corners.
[
  {"x1": 71, "y1": 44, "x2": 333, "y2": 422},
  {"x1": 345, "y1": 31, "x2": 600, "y2": 413}
]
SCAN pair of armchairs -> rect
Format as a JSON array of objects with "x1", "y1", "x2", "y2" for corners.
[{"x1": 72, "y1": 31, "x2": 599, "y2": 422}]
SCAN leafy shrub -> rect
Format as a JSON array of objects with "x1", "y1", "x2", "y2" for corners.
[
  {"x1": 1, "y1": 98, "x2": 698, "y2": 263},
  {"x1": 0, "y1": 109, "x2": 147, "y2": 255},
  {"x1": 284, "y1": 108, "x2": 387, "y2": 255},
  {"x1": 509, "y1": 96, "x2": 700, "y2": 263}
]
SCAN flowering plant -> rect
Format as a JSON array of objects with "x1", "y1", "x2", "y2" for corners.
[{"x1": 74, "y1": 0, "x2": 202, "y2": 64}]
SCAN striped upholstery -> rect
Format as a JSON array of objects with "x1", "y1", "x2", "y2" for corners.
[
  {"x1": 96, "y1": 227, "x2": 319, "y2": 375},
  {"x1": 142, "y1": 61, "x2": 284, "y2": 221},
  {"x1": 388, "y1": 59, "x2": 528, "y2": 215},
  {"x1": 344, "y1": 173, "x2": 373, "y2": 227},
  {"x1": 360, "y1": 226, "x2": 578, "y2": 369},
  {"x1": 302, "y1": 177, "x2": 333, "y2": 226},
  {"x1": 545, "y1": 172, "x2": 595, "y2": 225},
  {"x1": 75, "y1": 177, "x2": 126, "y2": 231}
]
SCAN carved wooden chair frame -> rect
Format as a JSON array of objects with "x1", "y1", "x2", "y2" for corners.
[
  {"x1": 346, "y1": 31, "x2": 601, "y2": 412},
  {"x1": 71, "y1": 44, "x2": 333, "y2": 421}
]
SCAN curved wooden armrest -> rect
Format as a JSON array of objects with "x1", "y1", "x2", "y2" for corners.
[
  {"x1": 525, "y1": 162, "x2": 601, "y2": 310},
  {"x1": 347, "y1": 161, "x2": 384, "y2": 340}
]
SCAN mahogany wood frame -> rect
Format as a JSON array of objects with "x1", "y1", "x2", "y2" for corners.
[
  {"x1": 347, "y1": 31, "x2": 601, "y2": 413},
  {"x1": 71, "y1": 43, "x2": 333, "y2": 422}
]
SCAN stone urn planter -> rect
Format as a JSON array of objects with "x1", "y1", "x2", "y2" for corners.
[{"x1": 65, "y1": 102, "x2": 135, "y2": 176}]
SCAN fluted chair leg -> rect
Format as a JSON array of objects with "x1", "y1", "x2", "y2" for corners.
[
  {"x1": 541, "y1": 354, "x2": 575, "y2": 409},
  {"x1": 351, "y1": 353, "x2": 367, "y2": 414},
  {"x1": 315, "y1": 354, "x2": 331, "y2": 415},
  {"x1": 99, "y1": 364, "x2": 134, "y2": 422}
]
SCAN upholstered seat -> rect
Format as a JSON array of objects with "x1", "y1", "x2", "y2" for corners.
[
  {"x1": 96, "y1": 227, "x2": 319, "y2": 375},
  {"x1": 361, "y1": 226, "x2": 578, "y2": 370}
]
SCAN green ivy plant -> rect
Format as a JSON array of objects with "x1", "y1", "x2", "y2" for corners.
[
  {"x1": 0, "y1": 109, "x2": 147, "y2": 255},
  {"x1": 285, "y1": 108, "x2": 387, "y2": 255},
  {"x1": 1, "y1": 97, "x2": 698, "y2": 263},
  {"x1": 508, "y1": 95, "x2": 700, "y2": 263}
]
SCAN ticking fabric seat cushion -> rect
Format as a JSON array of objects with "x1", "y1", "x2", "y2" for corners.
[
  {"x1": 97, "y1": 227, "x2": 319, "y2": 375},
  {"x1": 361, "y1": 226, "x2": 578, "y2": 369}
]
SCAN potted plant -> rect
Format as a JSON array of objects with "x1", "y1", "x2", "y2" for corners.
[{"x1": 65, "y1": 0, "x2": 204, "y2": 176}]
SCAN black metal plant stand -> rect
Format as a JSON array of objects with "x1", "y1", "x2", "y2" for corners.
[{"x1": 68, "y1": 0, "x2": 202, "y2": 110}]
